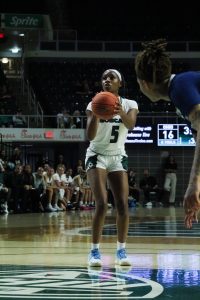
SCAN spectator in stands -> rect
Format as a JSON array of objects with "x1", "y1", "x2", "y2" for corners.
[
  {"x1": 52, "y1": 165, "x2": 69, "y2": 211},
  {"x1": 54, "y1": 154, "x2": 67, "y2": 170},
  {"x1": 139, "y1": 169, "x2": 163, "y2": 205},
  {"x1": 73, "y1": 169, "x2": 93, "y2": 209},
  {"x1": 128, "y1": 168, "x2": 140, "y2": 202},
  {"x1": 43, "y1": 163, "x2": 50, "y2": 176},
  {"x1": 65, "y1": 168, "x2": 74, "y2": 189},
  {"x1": 56, "y1": 108, "x2": 72, "y2": 128},
  {"x1": 10, "y1": 147, "x2": 22, "y2": 166},
  {"x1": 21, "y1": 164, "x2": 35, "y2": 212},
  {"x1": 71, "y1": 109, "x2": 82, "y2": 128},
  {"x1": 36, "y1": 156, "x2": 50, "y2": 170},
  {"x1": 135, "y1": 38, "x2": 200, "y2": 228},
  {"x1": 163, "y1": 155, "x2": 178, "y2": 206},
  {"x1": 0, "y1": 151, "x2": 9, "y2": 214},
  {"x1": 74, "y1": 159, "x2": 84, "y2": 175},
  {"x1": 0, "y1": 149, "x2": 8, "y2": 174},
  {"x1": 0, "y1": 159, "x2": 4, "y2": 173},
  {"x1": 32, "y1": 167, "x2": 46, "y2": 212},
  {"x1": 43, "y1": 167, "x2": 57, "y2": 212},
  {"x1": 5, "y1": 165, "x2": 24, "y2": 213},
  {"x1": 0, "y1": 180, "x2": 9, "y2": 214},
  {"x1": 60, "y1": 167, "x2": 74, "y2": 209},
  {"x1": 12, "y1": 109, "x2": 27, "y2": 128}
]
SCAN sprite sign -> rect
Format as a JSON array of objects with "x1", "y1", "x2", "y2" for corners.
[{"x1": 3, "y1": 14, "x2": 43, "y2": 28}]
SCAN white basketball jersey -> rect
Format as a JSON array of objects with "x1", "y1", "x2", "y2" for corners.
[{"x1": 86, "y1": 97, "x2": 138, "y2": 155}]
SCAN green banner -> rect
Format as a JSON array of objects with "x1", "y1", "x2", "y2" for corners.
[{"x1": 4, "y1": 14, "x2": 43, "y2": 28}]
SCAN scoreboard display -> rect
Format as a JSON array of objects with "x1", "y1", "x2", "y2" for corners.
[{"x1": 157, "y1": 124, "x2": 195, "y2": 146}]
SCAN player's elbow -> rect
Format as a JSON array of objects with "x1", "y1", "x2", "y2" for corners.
[
  {"x1": 127, "y1": 120, "x2": 136, "y2": 130},
  {"x1": 86, "y1": 131, "x2": 95, "y2": 141}
]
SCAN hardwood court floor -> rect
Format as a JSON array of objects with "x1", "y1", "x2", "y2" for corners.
[{"x1": 0, "y1": 206, "x2": 200, "y2": 299}]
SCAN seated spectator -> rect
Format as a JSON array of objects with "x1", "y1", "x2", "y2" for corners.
[
  {"x1": 43, "y1": 167, "x2": 57, "y2": 212},
  {"x1": 73, "y1": 159, "x2": 84, "y2": 175},
  {"x1": 4, "y1": 164, "x2": 24, "y2": 213},
  {"x1": 0, "y1": 177, "x2": 9, "y2": 214},
  {"x1": 9, "y1": 147, "x2": 22, "y2": 167},
  {"x1": 36, "y1": 156, "x2": 50, "y2": 170},
  {"x1": 56, "y1": 108, "x2": 72, "y2": 128},
  {"x1": 128, "y1": 168, "x2": 140, "y2": 203},
  {"x1": 65, "y1": 168, "x2": 74, "y2": 192},
  {"x1": 139, "y1": 169, "x2": 163, "y2": 205},
  {"x1": 0, "y1": 155, "x2": 6, "y2": 173},
  {"x1": 163, "y1": 154, "x2": 178, "y2": 206},
  {"x1": 107, "y1": 181, "x2": 114, "y2": 208},
  {"x1": 73, "y1": 169, "x2": 93, "y2": 209},
  {"x1": 21, "y1": 164, "x2": 35, "y2": 212},
  {"x1": 52, "y1": 165, "x2": 70, "y2": 211},
  {"x1": 12, "y1": 109, "x2": 27, "y2": 128},
  {"x1": 71, "y1": 110, "x2": 82, "y2": 128},
  {"x1": 54, "y1": 154, "x2": 67, "y2": 170},
  {"x1": 60, "y1": 167, "x2": 75, "y2": 209},
  {"x1": 0, "y1": 149, "x2": 9, "y2": 176},
  {"x1": 32, "y1": 167, "x2": 46, "y2": 212}
]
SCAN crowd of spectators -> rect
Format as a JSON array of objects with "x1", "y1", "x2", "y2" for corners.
[
  {"x1": 0, "y1": 144, "x2": 179, "y2": 214},
  {"x1": 0, "y1": 147, "x2": 97, "y2": 214}
]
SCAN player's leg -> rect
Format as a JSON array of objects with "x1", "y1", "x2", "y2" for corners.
[
  {"x1": 87, "y1": 167, "x2": 108, "y2": 266},
  {"x1": 109, "y1": 170, "x2": 131, "y2": 266}
]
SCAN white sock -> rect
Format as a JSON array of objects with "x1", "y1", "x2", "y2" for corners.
[
  {"x1": 91, "y1": 243, "x2": 100, "y2": 250},
  {"x1": 117, "y1": 242, "x2": 126, "y2": 250}
]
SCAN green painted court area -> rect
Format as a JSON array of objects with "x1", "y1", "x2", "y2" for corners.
[{"x1": 0, "y1": 265, "x2": 199, "y2": 299}]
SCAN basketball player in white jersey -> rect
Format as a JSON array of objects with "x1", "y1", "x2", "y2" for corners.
[{"x1": 85, "y1": 69, "x2": 138, "y2": 267}]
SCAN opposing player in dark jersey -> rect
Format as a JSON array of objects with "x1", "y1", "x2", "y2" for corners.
[
  {"x1": 135, "y1": 38, "x2": 200, "y2": 229},
  {"x1": 86, "y1": 69, "x2": 138, "y2": 267}
]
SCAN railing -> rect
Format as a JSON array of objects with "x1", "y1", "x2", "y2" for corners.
[
  {"x1": 39, "y1": 40, "x2": 200, "y2": 53},
  {"x1": 1, "y1": 29, "x2": 200, "y2": 58},
  {"x1": 0, "y1": 113, "x2": 185, "y2": 129},
  {"x1": 23, "y1": 30, "x2": 200, "y2": 52},
  {"x1": 25, "y1": 80, "x2": 44, "y2": 127}
]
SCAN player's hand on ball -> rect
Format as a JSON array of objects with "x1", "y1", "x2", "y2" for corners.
[{"x1": 114, "y1": 101, "x2": 124, "y2": 116}]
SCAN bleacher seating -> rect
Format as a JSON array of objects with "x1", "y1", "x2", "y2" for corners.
[{"x1": 25, "y1": 59, "x2": 190, "y2": 116}]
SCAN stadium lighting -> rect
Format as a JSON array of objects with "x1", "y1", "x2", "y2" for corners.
[
  {"x1": 1, "y1": 58, "x2": 9, "y2": 64},
  {"x1": 10, "y1": 47, "x2": 21, "y2": 53}
]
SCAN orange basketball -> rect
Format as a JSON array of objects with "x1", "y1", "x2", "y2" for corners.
[{"x1": 91, "y1": 91, "x2": 118, "y2": 120}]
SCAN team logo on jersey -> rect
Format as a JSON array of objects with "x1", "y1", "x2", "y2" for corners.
[{"x1": 0, "y1": 267, "x2": 164, "y2": 299}]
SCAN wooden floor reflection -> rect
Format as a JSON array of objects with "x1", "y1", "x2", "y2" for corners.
[{"x1": 0, "y1": 206, "x2": 200, "y2": 269}]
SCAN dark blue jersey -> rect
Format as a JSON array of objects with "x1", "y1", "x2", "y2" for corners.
[{"x1": 169, "y1": 71, "x2": 200, "y2": 121}]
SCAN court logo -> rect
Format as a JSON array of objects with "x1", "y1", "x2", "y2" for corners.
[{"x1": 0, "y1": 267, "x2": 164, "y2": 299}]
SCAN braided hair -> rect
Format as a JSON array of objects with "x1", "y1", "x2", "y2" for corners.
[{"x1": 135, "y1": 39, "x2": 172, "y2": 85}]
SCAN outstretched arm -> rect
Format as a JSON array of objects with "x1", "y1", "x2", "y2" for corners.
[{"x1": 184, "y1": 107, "x2": 200, "y2": 228}]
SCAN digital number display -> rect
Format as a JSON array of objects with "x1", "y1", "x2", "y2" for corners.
[
  {"x1": 126, "y1": 125, "x2": 154, "y2": 144},
  {"x1": 157, "y1": 124, "x2": 195, "y2": 146}
]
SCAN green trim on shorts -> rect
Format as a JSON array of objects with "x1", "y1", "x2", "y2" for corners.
[
  {"x1": 121, "y1": 156, "x2": 128, "y2": 171},
  {"x1": 86, "y1": 155, "x2": 98, "y2": 171}
]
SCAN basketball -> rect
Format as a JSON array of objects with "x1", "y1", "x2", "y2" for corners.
[{"x1": 91, "y1": 91, "x2": 118, "y2": 120}]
